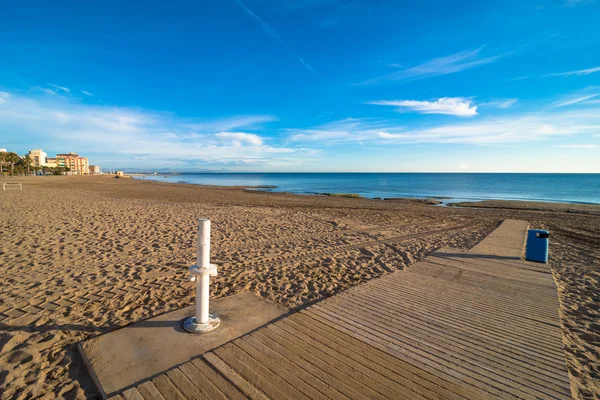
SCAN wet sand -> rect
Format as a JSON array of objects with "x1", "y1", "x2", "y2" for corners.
[{"x1": 0, "y1": 176, "x2": 598, "y2": 399}]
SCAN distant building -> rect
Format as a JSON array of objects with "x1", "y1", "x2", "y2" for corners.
[
  {"x1": 56, "y1": 152, "x2": 89, "y2": 175},
  {"x1": 27, "y1": 149, "x2": 48, "y2": 167},
  {"x1": 46, "y1": 158, "x2": 57, "y2": 168},
  {"x1": 89, "y1": 165, "x2": 101, "y2": 174}
]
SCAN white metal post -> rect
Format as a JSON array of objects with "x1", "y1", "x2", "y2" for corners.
[
  {"x1": 183, "y1": 218, "x2": 220, "y2": 333},
  {"x1": 197, "y1": 219, "x2": 210, "y2": 324},
  {"x1": 198, "y1": 274, "x2": 210, "y2": 324}
]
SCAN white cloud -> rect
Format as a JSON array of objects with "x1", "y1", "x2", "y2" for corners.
[
  {"x1": 0, "y1": 93, "x2": 317, "y2": 169},
  {"x1": 215, "y1": 132, "x2": 263, "y2": 146},
  {"x1": 368, "y1": 97, "x2": 477, "y2": 117},
  {"x1": 458, "y1": 162, "x2": 471, "y2": 170},
  {"x1": 49, "y1": 83, "x2": 70, "y2": 93},
  {"x1": 0, "y1": 91, "x2": 9, "y2": 104},
  {"x1": 81, "y1": 90, "x2": 94, "y2": 96},
  {"x1": 358, "y1": 47, "x2": 516, "y2": 85},
  {"x1": 378, "y1": 131, "x2": 406, "y2": 139},
  {"x1": 557, "y1": 144, "x2": 598, "y2": 148},
  {"x1": 290, "y1": 108, "x2": 600, "y2": 145}
]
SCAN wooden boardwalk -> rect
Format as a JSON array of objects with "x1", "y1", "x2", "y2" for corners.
[{"x1": 112, "y1": 220, "x2": 571, "y2": 400}]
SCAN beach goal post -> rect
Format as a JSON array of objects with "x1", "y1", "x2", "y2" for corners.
[
  {"x1": 3, "y1": 183, "x2": 22, "y2": 191},
  {"x1": 183, "y1": 218, "x2": 221, "y2": 333}
]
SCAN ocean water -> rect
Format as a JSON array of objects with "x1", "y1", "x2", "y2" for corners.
[{"x1": 135, "y1": 173, "x2": 600, "y2": 205}]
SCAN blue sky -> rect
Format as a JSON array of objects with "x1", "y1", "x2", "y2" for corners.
[{"x1": 1, "y1": 0, "x2": 599, "y2": 172}]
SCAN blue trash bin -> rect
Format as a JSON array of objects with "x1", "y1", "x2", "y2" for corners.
[{"x1": 525, "y1": 229, "x2": 549, "y2": 263}]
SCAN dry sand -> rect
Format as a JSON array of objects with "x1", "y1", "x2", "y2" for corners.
[{"x1": 0, "y1": 176, "x2": 598, "y2": 399}]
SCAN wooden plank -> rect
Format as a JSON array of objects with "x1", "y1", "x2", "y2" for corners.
[
  {"x1": 136, "y1": 381, "x2": 166, "y2": 400},
  {"x1": 336, "y1": 293, "x2": 568, "y2": 385},
  {"x1": 328, "y1": 297, "x2": 570, "y2": 399},
  {"x1": 275, "y1": 319, "x2": 425, "y2": 400},
  {"x1": 351, "y1": 280, "x2": 565, "y2": 351},
  {"x1": 308, "y1": 305, "x2": 527, "y2": 399},
  {"x1": 122, "y1": 387, "x2": 144, "y2": 400},
  {"x1": 233, "y1": 338, "x2": 329, "y2": 400},
  {"x1": 151, "y1": 375, "x2": 186, "y2": 400},
  {"x1": 243, "y1": 333, "x2": 348, "y2": 400},
  {"x1": 189, "y1": 358, "x2": 247, "y2": 400},
  {"x1": 286, "y1": 313, "x2": 479, "y2": 400},
  {"x1": 213, "y1": 343, "x2": 300, "y2": 400},
  {"x1": 264, "y1": 323, "x2": 385, "y2": 399},
  {"x1": 316, "y1": 303, "x2": 545, "y2": 400},
  {"x1": 356, "y1": 279, "x2": 566, "y2": 358},
  {"x1": 203, "y1": 351, "x2": 269, "y2": 400},
  {"x1": 178, "y1": 361, "x2": 228, "y2": 399},
  {"x1": 362, "y1": 278, "x2": 559, "y2": 330},
  {"x1": 409, "y1": 260, "x2": 555, "y2": 293},
  {"x1": 165, "y1": 368, "x2": 209, "y2": 400},
  {"x1": 256, "y1": 329, "x2": 371, "y2": 400},
  {"x1": 422, "y1": 256, "x2": 554, "y2": 285},
  {"x1": 346, "y1": 286, "x2": 566, "y2": 370},
  {"x1": 271, "y1": 322, "x2": 413, "y2": 400}
]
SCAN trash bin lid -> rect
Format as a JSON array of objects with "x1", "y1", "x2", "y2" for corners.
[{"x1": 529, "y1": 229, "x2": 549, "y2": 238}]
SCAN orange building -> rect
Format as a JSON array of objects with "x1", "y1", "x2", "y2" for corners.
[{"x1": 56, "y1": 152, "x2": 89, "y2": 175}]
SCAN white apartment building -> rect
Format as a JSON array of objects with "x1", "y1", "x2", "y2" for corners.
[{"x1": 28, "y1": 149, "x2": 48, "y2": 167}]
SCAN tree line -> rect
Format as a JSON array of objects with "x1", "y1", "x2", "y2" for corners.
[{"x1": 0, "y1": 152, "x2": 70, "y2": 177}]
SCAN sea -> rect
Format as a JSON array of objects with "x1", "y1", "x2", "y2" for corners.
[{"x1": 134, "y1": 173, "x2": 600, "y2": 205}]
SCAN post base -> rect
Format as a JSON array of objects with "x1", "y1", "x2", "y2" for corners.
[{"x1": 182, "y1": 315, "x2": 221, "y2": 333}]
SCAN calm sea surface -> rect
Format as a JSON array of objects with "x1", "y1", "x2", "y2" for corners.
[{"x1": 135, "y1": 173, "x2": 600, "y2": 204}]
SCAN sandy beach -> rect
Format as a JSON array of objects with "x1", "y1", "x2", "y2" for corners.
[{"x1": 0, "y1": 176, "x2": 599, "y2": 399}]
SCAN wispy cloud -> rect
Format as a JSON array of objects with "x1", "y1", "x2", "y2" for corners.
[
  {"x1": 32, "y1": 86, "x2": 57, "y2": 95},
  {"x1": 358, "y1": 47, "x2": 515, "y2": 85},
  {"x1": 184, "y1": 115, "x2": 277, "y2": 132},
  {"x1": 288, "y1": 118, "x2": 390, "y2": 143},
  {"x1": 232, "y1": 0, "x2": 315, "y2": 73},
  {"x1": 480, "y1": 98, "x2": 517, "y2": 109},
  {"x1": 289, "y1": 108, "x2": 600, "y2": 145},
  {"x1": 81, "y1": 90, "x2": 94, "y2": 96},
  {"x1": 565, "y1": 0, "x2": 595, "y2": 6},
  {"x1": 547, "y1": 66, "x2": 600, "y2": 77},
  {"x1": 49, "y1": 83, "x2": 70, "y2": 93},
  {"x1": 514, "y1": 66, "x2": 600, "y2": 80},
  {"x1": 270, "y1": 0, "x2": 357, "y2": 27},
  {"x1": 553, "y1": 91, "x2": 600, "y2": 107},
  {"x1": 276, "y1": 0, "x2": 344, "y2": 11},
  {"x1": 0, "y1": 92, "x2": 9, "y2": 104},
  {"x1": 368, "y1": 97, "x2": 477, "y2": 117},
  {"x1": 557, "y1": 144, "x2": 598, "y2": 148},
  {"x1": 0, "y1": 92, "x2": 317, "y2": 169}
]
